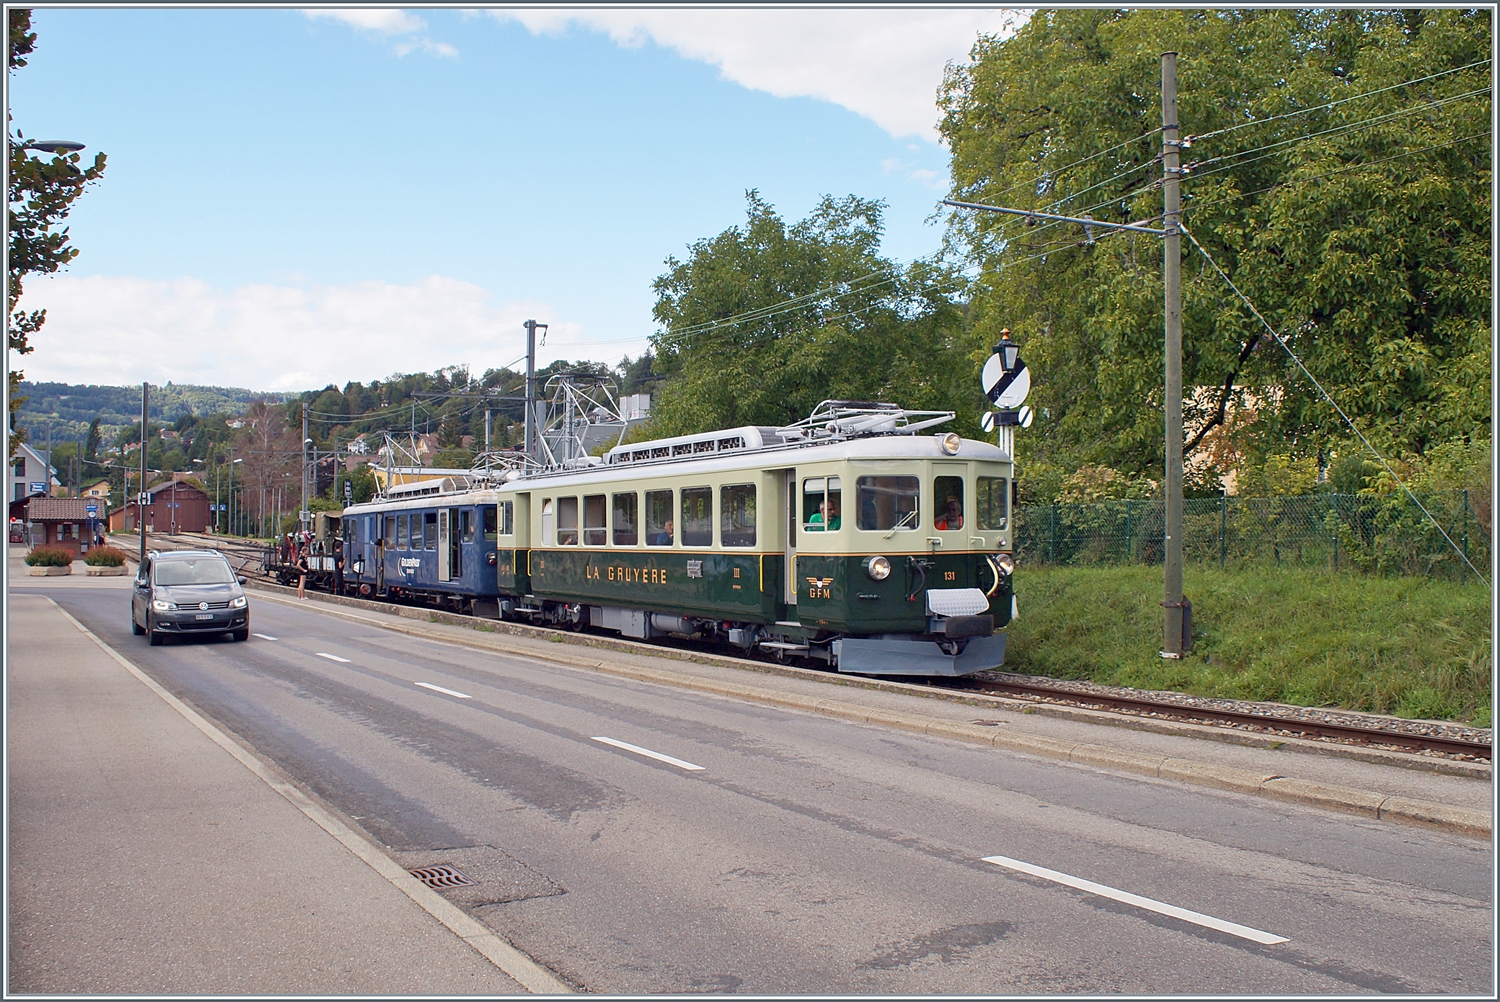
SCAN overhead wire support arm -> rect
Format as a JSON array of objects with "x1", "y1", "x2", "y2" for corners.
[{"x1": 942, "y1": 199, "x2": 1168, "y2": 236}]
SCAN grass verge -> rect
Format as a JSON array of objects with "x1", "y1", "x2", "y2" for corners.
[{"x1": 1005, "y1": 564, "x2": 1492, "y2": 726}]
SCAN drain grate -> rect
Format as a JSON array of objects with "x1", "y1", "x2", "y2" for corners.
[{"x1": 408, "y1": 864, "x2": 478, "y2": 889}]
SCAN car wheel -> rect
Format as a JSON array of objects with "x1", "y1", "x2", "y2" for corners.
[
  {"x1": 132, "y1": 612, "x2": 144, "y2": 636},
  {"x1": 232, "y1": 627, "x2": 249, "y2": 642},
  {"x1": 147, "y1": 615, "x2": 164, "y2": 646}
]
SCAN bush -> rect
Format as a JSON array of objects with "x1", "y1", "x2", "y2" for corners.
[
  {"x1": 25, "y1": 545, "x2": 73, "y2": 567},
  {"x1": 84, "y1": 545, "x2": 128, "y2": 567}
]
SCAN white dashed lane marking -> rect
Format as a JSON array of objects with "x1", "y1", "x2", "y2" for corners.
[
  {"x1": 982, "y1": 855, "x2": 1289, "y2": 945},
  {"x1": 315, "y1": 652, "x2": 351, "y2": 663},
  {"x1": 414, "y1": 681, "x2": 472, "y2": 699},
  {"x1": 252, "y1": 633, "x2": 278, "y2": 641},
  {"x1": 591, "y1": 736, "x2": 705, "y2": 771}
]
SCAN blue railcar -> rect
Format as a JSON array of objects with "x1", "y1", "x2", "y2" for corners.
[{"x1": 340, "y1": 481, "x2": 502, "y2": 615}]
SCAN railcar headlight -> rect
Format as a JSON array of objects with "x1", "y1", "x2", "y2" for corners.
[
  {"x1": 863, "y1": 555, "x2": 892, "y2": 580},
  {"x1": 995, "y1": 552, "x2": 1015, "y2": 575},
  {"x1": 231, "y1": 595, "x2": 248, "y2": 609},
  {"x1": 938, "y1": 432, "x2": 962, "y2": 455},
  {"x1": 152, "y1": 599, "x2": 174, "y2": 611}
]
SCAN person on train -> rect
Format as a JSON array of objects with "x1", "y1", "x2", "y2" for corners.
[
  {"x1": 649, "y1": 519, "x2": 674, "y2": 546},
  {"x1": 935, "y1": 496, "x2": 963, "y2": 530},
  {"x1": 807, "y1": 499, "x2": 841, "y2": 531}
]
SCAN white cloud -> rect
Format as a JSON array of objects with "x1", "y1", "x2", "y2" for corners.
[
  {"x1": 491, "y1": 8, "x2": 1027, "y2": 141},
  {"x1": 303, "y1": 8, "x2": 457, "y2": 58},
  {"x1": 14, "y1": 274, "x2": 601, "y2": 393}
]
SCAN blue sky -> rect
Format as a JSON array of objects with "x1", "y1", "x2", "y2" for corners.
[{"x1": 9, "y1": 7, "x2": 1022, "y2": 391}]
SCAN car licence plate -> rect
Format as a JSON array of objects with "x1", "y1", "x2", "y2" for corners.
[{"x1": 195, "y1": 613, "x2": 213, "y2": 620}]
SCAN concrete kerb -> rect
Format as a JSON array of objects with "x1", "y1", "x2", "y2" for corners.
[
  {"x1": 43, "y1": 596, "x2": 573, "y2": 995},
  {"x1": 248, "y1": 587, "x2": 1490, "y2": 841}
]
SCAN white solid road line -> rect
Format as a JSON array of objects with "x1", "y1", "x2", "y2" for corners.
[
  {"x1": 414, "y1": 681, "x2": 472, "y2": 699},
  {"x1": 982, "y1": 855, "x2": 1289, "y2": 946},
  {"x1": 253, "y1": 633, "x2": 278, "y2": 641},
  {"x1": 591, "y1": 736, "x2": 705, "y2": 771},
  {"x1": 315, "y1": 652, "x2": 351, "y2": 663}
]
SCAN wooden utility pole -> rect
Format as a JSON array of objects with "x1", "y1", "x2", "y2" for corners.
[
  {"x1": 138, "y1": 382, "x2": 148, "y2": 567},
  {"x1": 1161, "y1": 52, "x2": 1186, "y2": 657}
]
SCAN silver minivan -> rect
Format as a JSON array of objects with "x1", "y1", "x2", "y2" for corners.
[{"x1": 131, "y1": 550, "x2": 250, "y2": 645}]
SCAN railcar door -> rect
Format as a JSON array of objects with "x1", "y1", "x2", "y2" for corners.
[
  {"x1": 438, "y1": 509, "x2": 451, "y2": 581},
  {"x1": 450, "y1": 506, "x2": 463, "y2": 581},
  {"x1": 782, "y1": 470, "x2": 798, "y2": 609}
]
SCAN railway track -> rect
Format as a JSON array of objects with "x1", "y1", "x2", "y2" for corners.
[
  {"x1": 956, "y1": 674, "x2": 1492, "y2": 761},
  {"x1": 113, "y1": 531, "x2": 1491, "y2": 762}
]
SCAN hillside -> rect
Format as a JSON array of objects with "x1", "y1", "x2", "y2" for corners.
[{"x1": 15, "y1": 381, "x2": 288, "y2": 442}]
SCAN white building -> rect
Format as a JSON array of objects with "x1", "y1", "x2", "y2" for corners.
[{"x1": 9, "y1": 442, "x2": 59, "y2": 503}]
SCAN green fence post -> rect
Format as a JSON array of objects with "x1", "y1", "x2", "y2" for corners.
[
  {"x1": 1125, "y1": 499, "x2": 1133, "y2": 563},
  {"x1": 1462, "y1": 488, "x2": 1470, "y2": 562},
  {"x1": 1219, "y1": 491, "x2": 1227, "y2": 568},
  {"x1": 1049, "y1": 504, "x2": 1057, "y2": 565}
]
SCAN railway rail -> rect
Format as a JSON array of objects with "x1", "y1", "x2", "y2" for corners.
[
  {"x1": 113, "y1": 531, "x2": 1492, "y2": 762},
  {"x1": 957, "y1": 674, "x2": 1492, "y2": 761}
]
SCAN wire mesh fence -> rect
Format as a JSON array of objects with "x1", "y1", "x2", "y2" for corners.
[{"x1": 1015, "y1": 490, "x2": 1490, "y2": 583}]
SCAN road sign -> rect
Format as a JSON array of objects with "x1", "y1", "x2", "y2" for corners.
[
  {"x1": 137, "y1": 492, "x2": 149, "y2": 505},
  {"x1": 983, "y1": 355, "x2": 1030, "y2": 408},
  {"x1": 983, "y1": 406, "x2": 1036, "y2": 432},
  {"x1": 343, "y1": 480, "x2": 353, "y2": 500},
  {"x1": 85, "y1": 503, "x2": 98, "y2": 514},
  {"x1": 300, "y1": 510, "x2": 311, "y2": 521},
  {"x1": 29, "y1": 482, "x2": 45, "y2": 495}
]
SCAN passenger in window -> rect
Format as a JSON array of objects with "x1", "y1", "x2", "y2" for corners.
[
  {"x1": 808, "y1": 498, "x2": 841, "y2": 531},
  {"x1": 936, "y1": 496, "x2": 964, "y2": 530},
  {"x1": 648, "y1": 519, "x2": 674, "y2": 546}
]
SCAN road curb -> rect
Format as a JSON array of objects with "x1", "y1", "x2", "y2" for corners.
[{"x1": 250, "y1": 588, "x2": 1491, "y2": 840}]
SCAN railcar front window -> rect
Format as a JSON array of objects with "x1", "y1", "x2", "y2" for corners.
[
  {"x1": 934, "y1": 475, "x2": 965, "y2": 531},
  {"x1": 720, "y1": 484, "x2": 756, "y2": 546},
  {"x1": 681, "y1": 487, "x2": 713, "y2": 547},
  {"x1": 583, "y1": 494, "x2": 607, "y2": 546},
  {"x1": 645, "y1": 490, "x2": 673, "y2": 546},
  {"x1": 557, "y1": 497, "x2": 579, "y2": 545},
  {"x1": 802, "y1": 477, "x2": 841, "y2": 532},
  {"x1": 612, "y1": 492, "x2": 638, "y2": 546},
  {"x1": 977, "y1": 476, "x2": 1009, "y2": 530},
  {"x1": 424, "y1": 512, "x2": 438, "y2": 550},
  {"x1": 856, "y1": 476, "x2": 920, "y2": 531}
]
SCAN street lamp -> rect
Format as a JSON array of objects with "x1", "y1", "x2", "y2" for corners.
[
  {"x1": 302, "y1": 436, "x2": 313, "y2": 532},
  {"x1": 227, "y1": 458, "x2": 243, "y2": 535}
]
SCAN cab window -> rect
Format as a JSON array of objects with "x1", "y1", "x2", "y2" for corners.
[
  {"x1": 424, "y1": 511, "x2": 438, "y2": 550},
  {"x1": 802, "y1": 477, "x2": 841, "y2": 532},
  {"x1": 495, "y1": 501, "x2": 511, "y2": 537},
  {"x1": 977, "y1": 476, "x2": 1009, "y2": 530},
  {"x1": 720, "y1": 484, "x2": 756, "y2": 546},
  {"x1": 934, "y1": 475, "x2": 965, "y2": 531},
  {"x1": 856, "y1": 476, "x2": 919, "y2": 531},
  {"x1": 460, "y1": 509, "x2": 475, "y2": 543}
]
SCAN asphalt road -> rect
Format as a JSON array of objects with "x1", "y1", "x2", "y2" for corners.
[{"x1": 23, "y1": 581, "x2": 1492, "y2": 994}]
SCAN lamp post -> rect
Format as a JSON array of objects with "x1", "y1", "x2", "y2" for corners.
[
  {"x1": 302, "y1": 436, "x2": 313, "y2": 533},
  {"x1": 227, "y1": 458, "x2": 243, "y2": 535}
]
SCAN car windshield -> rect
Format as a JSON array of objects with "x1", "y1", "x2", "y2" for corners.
[{"x1": 154, "y1": 558, "x2": 235, "y2": 586}]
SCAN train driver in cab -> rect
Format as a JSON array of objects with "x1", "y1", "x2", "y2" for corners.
[{"x1": 935, "y1": 495, "x2": 964, "y2": 531}]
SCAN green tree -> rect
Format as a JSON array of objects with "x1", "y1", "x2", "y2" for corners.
[
  {"x1": 939, "y1": 8, "x2": 1490, "y2": 486},
  {"x1": 7, "y1": 9, "x2": 108, "y2": 459},
  {"x1": 648, "y1": 191, "x2": 974, "y2": 437}
]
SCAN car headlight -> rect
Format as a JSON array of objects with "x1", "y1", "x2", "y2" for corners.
[
  {"x1": 938, "y1": 432, "x2": 962, "y2": 455},
  {"x1": 152, "y1": 599, "x2": 175, "y2": 611},
  {"x1": 863, "y1": 555, "x2": 892, "y2": 581},
  {"x1": 231, "y1": 595, "x2": 247, "y2": 609},
  {"x1": 995, "y1": 552, "x2": 1015, "y2": 575}
]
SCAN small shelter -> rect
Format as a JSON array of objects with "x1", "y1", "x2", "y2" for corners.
[{"x1": 24, "y1": 497, "x2": 99, "y2": 556}]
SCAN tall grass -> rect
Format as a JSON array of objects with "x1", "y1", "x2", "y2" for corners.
[{"x1": 1004, "y1": 565, "x2": 1492, "y2": 726}]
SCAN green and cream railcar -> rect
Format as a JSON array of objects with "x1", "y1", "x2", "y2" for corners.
[{"x1": 490, "y1": 422, "x2": 1016, "y2": 676}]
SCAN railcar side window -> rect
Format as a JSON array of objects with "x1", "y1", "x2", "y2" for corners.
[
  {"x1": 495, "y1": 502, "x2": 511, "y2": 537},
  {"x1": 460, "y1": 509, "x2": 475, "y2": 544},
  {"x1": 934, "y1": 475, "x2": 965, "y2": 531},
  {"x1": 976, "y1": 476, "x2": 1009, "y2": 530},
  {"x1": 424, "y1": 512, "x2": 438, "y2": 550},
  {"x1": 583, "y1": 494, "x2": 607, "y2": 546},
  {"x1": 645, "y1": 490, "x2": 673, "y2": 546},
  {"x1": 802, "y1": 477, "x2": 841, "y2": 532},
  {"x1": 557, "y1": 497, "x2": 579, "y2": 545},
  {"x1": 681, "y1": 487, "x2": 713, "y2": 547},
  {"x1": 612, "y1": 492, "x2": 638, "y2": 545},
  {"x1": 720, "y1": 484, "x2": 756, "y2": 546},
  {"x1": 384, "y1": 516, "x2": 395, "y2": 545},
  {"x1": 541, "y1": 499, "x2": 554, "y2": 543},
  {"x1": 396, "y1": 514, "x2": 408, "y2": 548},
  {"x1": 856, "y1": 476, "x2": 920, "y2": 531}
]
